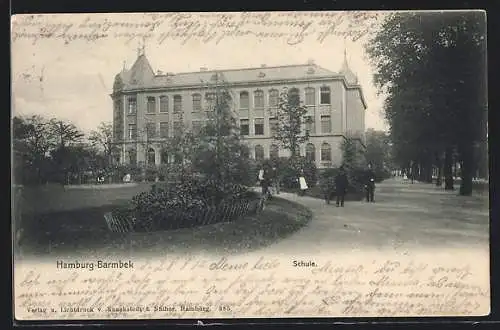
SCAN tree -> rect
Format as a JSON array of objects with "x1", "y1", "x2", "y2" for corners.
[
  {"x1": 366, "y1": 11, "x2": 487, "y2": 195},
  {"x1": 89, "y1": 122, "x2": 119, "y2": 169},
  {"x1": 272, "y1": 87, "x2": 311, "y2": 162},
  {"x1": 365, "y1": 129, "x2": 392, "y2": 171},
  {"x1": 12, "y1": 115, "x2": 55, "y2": 184}
]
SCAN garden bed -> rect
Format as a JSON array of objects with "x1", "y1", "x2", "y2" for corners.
[{"x1": 105, "y1": 191, "x2": 264, "y2": 232}]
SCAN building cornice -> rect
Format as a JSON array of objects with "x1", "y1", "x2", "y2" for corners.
[{"x1": 116, "y1": 75, "x2": 366, "y2": 97}]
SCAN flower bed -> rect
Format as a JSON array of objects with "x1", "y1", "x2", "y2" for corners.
[{"x1": 104, "y1": 178, "x2": 264, "y2": 233}]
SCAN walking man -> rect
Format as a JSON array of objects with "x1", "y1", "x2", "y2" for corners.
[
  {"x1": 365, "y1": 163, "x2": 376, "y2": 202},
  {"x1": 335, "y1": 165, "x2": 349, "y2": 207}
]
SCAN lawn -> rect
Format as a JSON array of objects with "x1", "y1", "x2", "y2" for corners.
[{"x1": 15, "y1": 185, "x2": 313, "y2": 259}]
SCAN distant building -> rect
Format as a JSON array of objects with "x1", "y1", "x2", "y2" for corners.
[{"x1": 110, "y1": 49, "x2": 367, "y2": 168}]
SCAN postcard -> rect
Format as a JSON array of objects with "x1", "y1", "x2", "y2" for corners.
[{"x1": 11, "y1": 11, "x2": 489, "y2": 321}]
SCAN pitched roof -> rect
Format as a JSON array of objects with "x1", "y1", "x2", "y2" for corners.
[{"x1": 115, "y1": 55, "x2": 349, "y2": 92}]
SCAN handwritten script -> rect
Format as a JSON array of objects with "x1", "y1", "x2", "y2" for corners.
[
  {"x1": 11, "y1": 12, "x2": 381, "y2": 46},
  {"x1": 14, "y1": 253, "x2": 489, "y2": 320}
]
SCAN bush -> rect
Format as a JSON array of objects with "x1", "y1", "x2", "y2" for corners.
[
  {"x1": 318, "y1": 166, "x2": 365, "y2": 199},
  {"x1": 275, "y1": 156, "x2": 317, "y2": 189},
  {"x1": 110, "y1": 176, "x2": 262, "y2": 232}
]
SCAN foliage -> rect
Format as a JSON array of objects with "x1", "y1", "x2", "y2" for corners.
[
  {"x1": 272, "y1": 88, "x2": 311, "y2": 160},
  {"x1": 317, "y1": 166, "x2": 366, "y2": 199},
  {"x1": 275, "y1": 156, "x2": 317, "y2": 189},
  {"x1": 89, "y1": 122, "x2": 119, "y2": 167},
  {"x1": 366, "y1": 11, "x2": 487, "y2": 195},
  {"x1": 126, "y1": 176, "x2": 261, "y2": 230}
]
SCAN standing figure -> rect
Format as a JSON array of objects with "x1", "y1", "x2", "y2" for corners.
[
  {"x1": 298, "y1": 169, "x2": 308, "y2": 196},
  {"x1": 335, "y1": 165, "x2": 349, "y2": 207},
  {"x1": 260, "y1": 167, "x2": 271, "y2": 199},
  {"x1": 365, "y1": 163, "x2": 376, "y2": 202}
]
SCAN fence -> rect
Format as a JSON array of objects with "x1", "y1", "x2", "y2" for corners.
[{"x1": 104, "y1": 196, "x2": 265, "y2": 233}]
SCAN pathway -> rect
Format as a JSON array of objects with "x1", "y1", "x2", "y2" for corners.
[{"x1": 258, "y1": 177, "x2": 489, "y2": 254}]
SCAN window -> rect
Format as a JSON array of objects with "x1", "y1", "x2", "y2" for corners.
[
  {"x1": 269, "y1": 89, "x2": 279, "y2": 108},
  {"x1": 128, "y1": 149, "x2": 137, "y2": 164},
  {"x1": 160, "y1": 149, "x2": 168, "y2": 164},
  {"x1": 254, "y1": 90, "x2": 264, "y2": 108},
  {"x1": 305, "y1": 116, "x2": 314, "y2": 134},
  {"x1": 321, "y1": 115, "x2": 331, "y2": 133},
  {"x1": 147, "y1": 148, "x2": 155, "y2": 165},
  {"x1": 269, "y1": 117, "x2": 278, "y2": 136},
  {"x1": 321, "y1": 143, "x2": 332, "y2": 162},
  {"x1": 192, "y1": 94, "x2": 202, "y2": 112},
  {"x1": 128, "y1": 124, "x2": 137, "y2": 139},
  {"x1": 254, "y1": 118, "x2": 264, "y2": 135},
  {"x1": 270, "y1": 144, "x2": 279, "y2": 160},
  {"x1": 255, "y1": 145, "x2": 264, "y2": 161},
  {"x1": 240, "y1": 91, "x2": 249, "y2": 109},
  {"x1": 240, "y1": 119, "x2": 249, "y2": 136},
  {"x1": 173, "y1": 121, "x2": 182, "y2": 137},
  {"x1": 305, "y1": 87, "x2": 315, "y2": 106},
  {"x1": 147, "y1": 97, "x2": 156, "y2": 114},
  {"x1": 159, "y1": 122, "x2": 169, "y2": 138},
  {"x1": 128, "y1": 97, "x2": 137, "y2": 114},
  {"x1": 173, "y1": 95, "x2": 182, "y2": 113},
  {"x1": 288, "y1": 88, "x2": 300, "y2": 104},
  {"x1": 192, "y1": 121, "x2": 203, "y2": 134},
  {"x1": 320, "y1": 86, "x2": 331, "y2": 104},
  {"x1": 306, "y1": 143, "x2": 315, "y2": 161},
  {"x1": 205, "y1": 92, "x2": 216, "y2": 111},
  {"x1": 159, "y1": 96, "x2": 168, "y2": 113},
  {"x1": 146, "y1": 122, "x2": 156, "y2": 138}
]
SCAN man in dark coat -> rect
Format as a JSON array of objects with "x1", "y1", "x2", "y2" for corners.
[
  {"x1": 335, "y1": 165, "x2": 349, "y2": 207},
  {"x1": 365, "y1": 163, "x2": 376, "y2": 202}
]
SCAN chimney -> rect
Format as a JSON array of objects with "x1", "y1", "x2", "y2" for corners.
[
  {"x1": 200, "y1": 67, "x2": 208, "y2": 72},
  {"x1": 307, "y1": 59, "x2": 315, "y2": 65},
  {"x1": 261, "y1": 64, "x2": 267, "y2": 68}
]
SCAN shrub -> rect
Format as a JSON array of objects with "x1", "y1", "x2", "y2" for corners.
[
  {"x1": 276, "y1": 156, "x2": 317, "y2": 189},
  {"x1": 114, "y1": 176, "x2": 262, "y2": 231},
  {"x1": 318, "y1": 166, "x2": 365, "y2": 199}
]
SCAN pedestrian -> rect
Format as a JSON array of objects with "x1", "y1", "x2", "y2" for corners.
[
  {"x1": 335, "y1": 165, "x2": 349, "y2": 207},
  {"x1": 261, "y1": 167, "x2": 272, "y2": 199},
  {"x1": 365, "y1": 163, "x2": 376, "y2": 202},
  {"x1": 298, "y1": 169, "x2": 308, "y2": 196}
]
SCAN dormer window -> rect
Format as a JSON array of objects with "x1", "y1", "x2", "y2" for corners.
[
  {"x1": 258, "y1": 72, "x2": 266, "y2": 78},
  {"x1": 307, "y1": 67, "x2": 315, "y2": 74}
]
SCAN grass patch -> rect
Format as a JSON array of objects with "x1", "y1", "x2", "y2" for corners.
[{"x1": 16, "y1": 197, "x2": 313, "y2": 258}]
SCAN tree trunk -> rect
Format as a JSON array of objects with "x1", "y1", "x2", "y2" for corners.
[
  {"x1": 459, "y1": 143, "x2": 474, "y2": 196},
  {"x1": 444, "y1": 146, "x2": 454, "y2": 190},
  {"x1": 435, "y1": 151, "x2": 443, "y2": 186}
]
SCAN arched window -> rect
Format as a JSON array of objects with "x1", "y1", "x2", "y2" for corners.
[
  {"x1": 270, "y1": 144, "x2": 279, "y2": 160},
  {"x1": 255, "y1": 145, "x2": 264, "y2": 161},
  {"x1": 320, "y1": 86, "x2": 331, "y2": 104},
  {"x1": 147, "y1": 96, "x2": 156, "y2": 114},
  {"x1": 305, "y1": 87, "x2": 315, "y2": 106},
  {"x1": 288, "y1": 87, "x2": 300, "y2": 105},
  {"x1": 173, "y1": 95, "x2": 182, "y2": 113},
  {"x1": 128, "y1": 149, "x2": 137, "y2": 165},
  {"x1": 269, "y1": 89, "x2": 279, "y2": 108},
  {"x1": 147, "y1": 148, "x2": 156, "y2": 165},
  {"x1": 240, "y1": 91, "x2": 249, "y2": 109},
  {"x1": 320, "y1": 143, "x2": 332, "y2": 162},
  {"x1": 160, "y1": 148, "x2": 168, "y2": 164},
  {"x1": 159, "y1": 96, "x2": 168, "y2": 113},
  {"x1": 254, "y1": 90, "x2": 264, "y2": 108},
  {"x1": 192, "y1": 93, "x2": 202, "y2": 112},
  {"x1": 306, "y1": 143, "x2": 315, "y2": 162}
]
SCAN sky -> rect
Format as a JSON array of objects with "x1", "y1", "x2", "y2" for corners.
[{"x1": 11, "y1": 12, "x2": 389, "y2": 134}]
